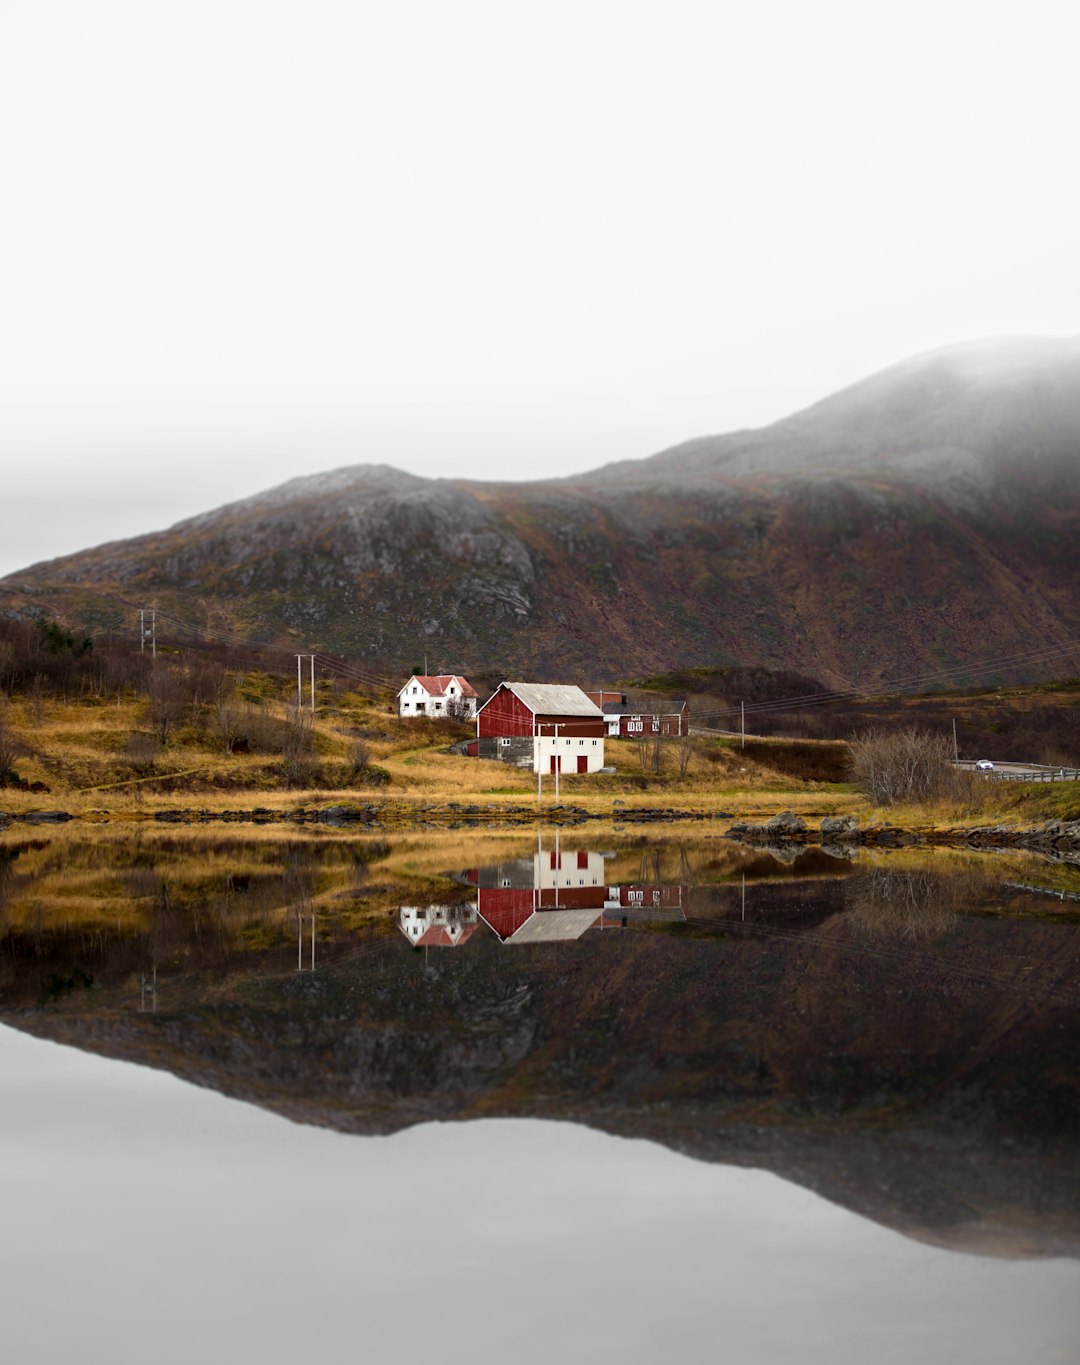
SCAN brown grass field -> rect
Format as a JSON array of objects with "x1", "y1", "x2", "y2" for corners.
[{"x1": 1, "y1": 683, "x2": 1076, "y2": 830}]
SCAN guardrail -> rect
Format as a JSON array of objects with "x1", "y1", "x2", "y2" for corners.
[
  {"x1": 954, "y1": 760, "x2": 1080, "y2": 783},
  {"x1": 992, "y1": 768, "x2": 1080, "y2": 782}
]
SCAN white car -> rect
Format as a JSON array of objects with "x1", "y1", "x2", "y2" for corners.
[{"x1": 976, "y1": 759, "x2": 995, "y2": 771}]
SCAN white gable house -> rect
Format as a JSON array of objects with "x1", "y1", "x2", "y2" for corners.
[{"x1": 397, "y1": 674, "x2": 478, "y2": 719}]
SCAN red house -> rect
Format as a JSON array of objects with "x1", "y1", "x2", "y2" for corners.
[{"x1": 585, "y1": 692, "x2": 689, "y2": 738}]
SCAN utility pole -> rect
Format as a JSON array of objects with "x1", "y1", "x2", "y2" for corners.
[
  {"x1": 952, "y1": 718, "x2": 959, "y2": 762},
  {"x1": 741, "y1": 700, "x2": 745, "y2": 750},
  {"x1": 139, "y1": 609, "x2": 156, "y2": 658},
  {"x1": 554, "y1": 723, "x2": 560, "y2": 805},
  {"x1": 536, "y1": 722, "x2": 543, "y2": 807},
  {"x1": 296, "y1": 654, "x2": 315, "y2": 711}
]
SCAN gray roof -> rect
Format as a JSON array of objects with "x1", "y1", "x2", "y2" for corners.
[
  {"x1": 502, "y1": 683, "x2": 603, "y2": 717},
  {"x1": 505, "y1": 909, "x2": 602, "y2": 944},
  {"x1": 601, "y1": 699, "x2": 687, "y2": 715}
]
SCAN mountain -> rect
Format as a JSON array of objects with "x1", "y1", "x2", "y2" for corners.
[{"x1": 4, "y1": 336, "x2": 1079, "y2": 686}]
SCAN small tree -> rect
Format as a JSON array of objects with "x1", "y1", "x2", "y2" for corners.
[
  {"x1": 444, "y1": 694, "x2": 473, "y2": 723},
  {"x1": 850, "y1": 726, "x2": 957, "y2": 806},
  {"x1": 147, "y1": 668, "x2": 189, "y2": 745}
]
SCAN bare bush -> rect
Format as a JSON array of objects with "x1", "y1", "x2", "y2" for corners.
[
  {"x1": 349, "y1": 735, "x2": 370, "y2": 775},
  {"x1": 444, "y1": 694, "x2": 474, "y2": 723},
  {"x1": 281, "y1": 706, "x2": 318, "y2": 786},
  {"x1": 845, "y1": 869, "x2": 963, "y2": 941},
  {"x1": 676, "y1": 733, "x2": 694, "y2": 778},
  {"x1": 0, "y1": 714, "x2": 21, "y2": 783},
  {"x1": 147, "y1": 668, "x2": 189, "y2": 744},
  {"x1": 850, "y1": 726, "x2": 961, "y2": 806},
  {"x1": 124, "y1": 731, "x2": 161, "y2": 772}
]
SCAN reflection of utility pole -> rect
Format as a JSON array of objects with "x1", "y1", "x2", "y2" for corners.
[
  {"x1": 741, "y1": 873, "x2": 746, "y2": 922},
  {"x1": 296, "y1": 906, "x2": 316, "y2": 972},
  {"x1": 140, "y1": 965, "x2": 157, "y2": 1011}
]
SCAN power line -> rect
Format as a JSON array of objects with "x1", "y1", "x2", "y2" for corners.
[{"x1": 689, "y1": 637, "x2": 1080, "y2": 726}]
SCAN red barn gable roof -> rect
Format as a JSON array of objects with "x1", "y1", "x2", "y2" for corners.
[{"x1": 477, "y1": 682, "x2": 602, "y2": 718}]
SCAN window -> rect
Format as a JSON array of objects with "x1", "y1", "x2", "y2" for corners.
[
  {"x1": 500, "y1": 737, "x2": 511, "y2": 747},
  {"x1": 592, "y1": 740, "x2": 597, "y2": 746}
]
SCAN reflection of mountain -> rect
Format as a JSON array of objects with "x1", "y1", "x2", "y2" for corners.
[{"x1": 7, "y1": 860, "x2": 1079, "y2": 1259}]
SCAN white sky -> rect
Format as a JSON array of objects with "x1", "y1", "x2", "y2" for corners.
[{"x1": 1, "y1": 0, "x2": 1077, "y2": 575}]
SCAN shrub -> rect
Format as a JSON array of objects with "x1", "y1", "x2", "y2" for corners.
[{"x1": 850, "y1": 726, "x2": 961, "y2": 806}]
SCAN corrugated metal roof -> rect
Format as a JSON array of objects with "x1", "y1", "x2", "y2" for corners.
[
  {"x1": 503, "y1": 683, "x2": 603, "y2": 716},
  {"x1": 506, "y1": 909, "x2": 602, "y2": 944},
  {"x1": 601, "y1": 699, "x2": 687, "y2": 715}
]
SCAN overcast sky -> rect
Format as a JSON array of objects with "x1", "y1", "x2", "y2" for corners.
[{"x1": 1, "y1": 0, "x2": 1076, "y2": 576}]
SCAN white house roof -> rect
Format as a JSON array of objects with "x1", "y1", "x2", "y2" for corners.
[
  {"x1": 498, "y1": 683, "x2": 603, "y2": 717},
  {"x1": 397, "y1": 674, "x2": 477, "y2": 699}
]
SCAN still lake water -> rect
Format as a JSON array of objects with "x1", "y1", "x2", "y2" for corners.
[{"x1": 2, "y1": 826, "x2": 1079, "y2": 1362}]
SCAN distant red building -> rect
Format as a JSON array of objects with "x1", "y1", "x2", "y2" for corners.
[{"x1": 584, "y1": 692, "x2": 689, "y2": 738}]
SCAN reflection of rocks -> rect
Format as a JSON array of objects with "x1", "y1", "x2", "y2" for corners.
[{"x1": 754, "y1": 841, "x2": 802, "y2": 864}]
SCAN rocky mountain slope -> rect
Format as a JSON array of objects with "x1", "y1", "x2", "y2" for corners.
[{"x1": 4, "y1": 336, "x2": 1079, "y2": 686}]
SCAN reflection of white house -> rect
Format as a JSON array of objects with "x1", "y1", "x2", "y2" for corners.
[
  {"x1": 397, "y1": 674, "x2": 478, "y2": 719},
  {"x1": 398, "y1": 902, "x2": 480, "y2": 947}
]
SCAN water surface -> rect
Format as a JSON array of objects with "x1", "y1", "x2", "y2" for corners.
[{"x1": 2, "y1": 827, "x2": 1078, "y2": 1360}]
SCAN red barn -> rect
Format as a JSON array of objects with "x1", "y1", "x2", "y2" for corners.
[{"x1": 476, "y1": 682, "x2": 606, "y2": 773}]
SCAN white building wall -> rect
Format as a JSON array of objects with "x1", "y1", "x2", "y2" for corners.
[
  {"x1": 532, "y1": 850, "x2": 608, "y2": 890},
  {"x1": 532, "y1": 733, "x2": 605, "y2": 774},
  {"x1": 398, "y1": 680, "x2": 433, "y2": 717}
]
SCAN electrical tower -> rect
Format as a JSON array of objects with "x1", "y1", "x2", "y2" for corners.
[{"x1": 139, "y1": 608, "x2": 156, "y2": 657}]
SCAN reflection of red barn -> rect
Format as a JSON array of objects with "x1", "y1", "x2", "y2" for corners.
[{"x1": 469, "y1": 846, "x2": 610, "y2": 942}]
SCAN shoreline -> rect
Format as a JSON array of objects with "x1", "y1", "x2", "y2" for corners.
[{"x1": 3, "y1": 798, "x2": 1079, "y2": 858}]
